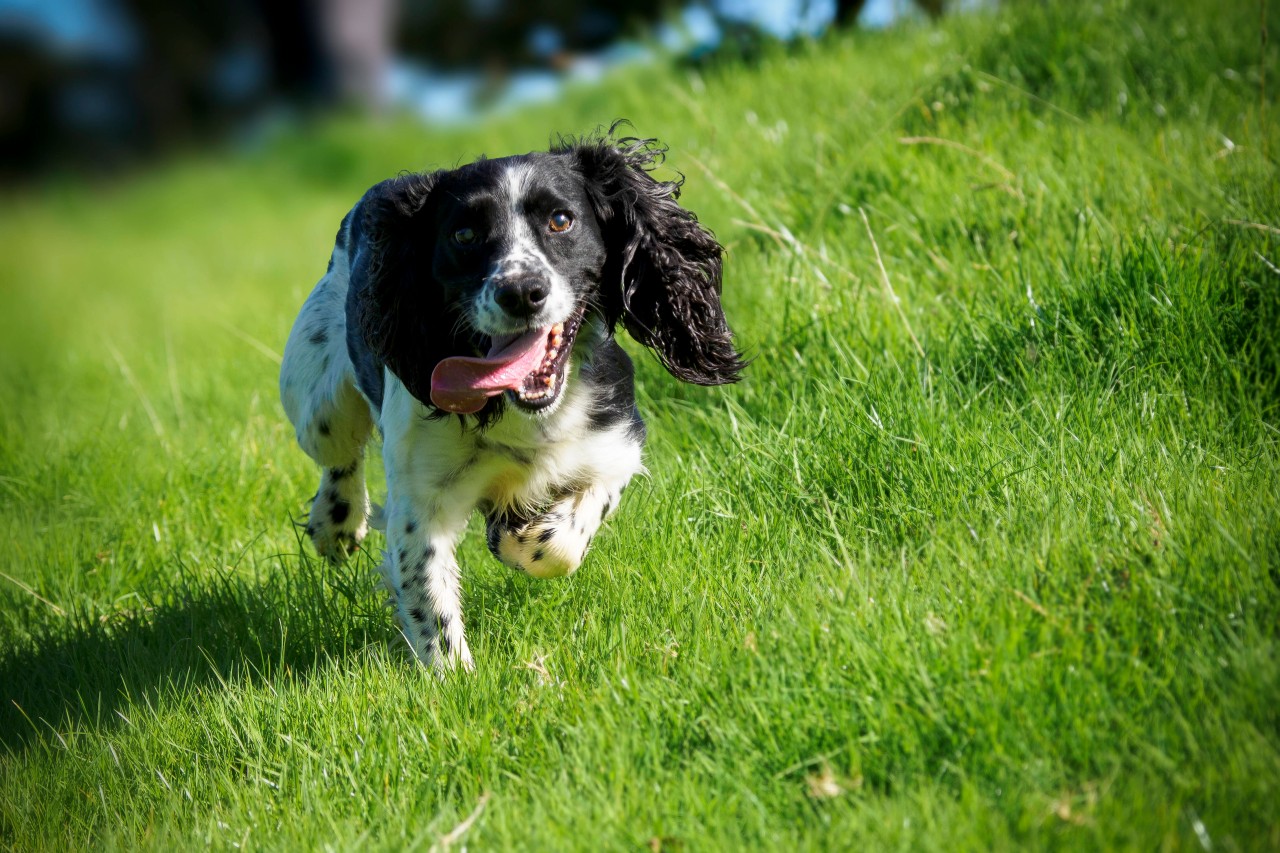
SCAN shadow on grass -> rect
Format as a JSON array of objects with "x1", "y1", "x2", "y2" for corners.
[
  {"x1": 0, "y1": 548, "x2": 393, "y2": 754},
  {"x1": 0, "y1": 537, "x2": 553, "y2": 755}
]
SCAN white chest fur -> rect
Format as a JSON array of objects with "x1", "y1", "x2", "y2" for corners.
[{"x1": 379, "y1": 365, "x2": 643, "y2": 522}]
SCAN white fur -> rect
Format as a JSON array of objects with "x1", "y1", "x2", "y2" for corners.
[
  {"x1": 491, "y1": 482, "x2": 624, "y2": 578},
  {"x1": 280, "y1": 239, "x2": 375, "y2": 557},
  {"x1": 281, "y1": 214, "x2": 644, "y2": 671},
  {"x1": 375, "y1": 367, "x2": 642, "y2": 668},
  {"x1": 472, "y1": 163, "x2": 575, "y2": 334}
]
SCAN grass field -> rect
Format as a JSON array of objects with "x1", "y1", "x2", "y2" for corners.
[{"x1": 2, "y1": 0, "x2": 1278, "y2": 848}]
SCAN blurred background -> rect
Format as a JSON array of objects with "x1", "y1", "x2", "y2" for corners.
[{"x1": 0, "y1": 0, "x2": 979, "y2": 182}]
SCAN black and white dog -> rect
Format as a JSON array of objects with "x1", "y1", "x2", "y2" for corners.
[{"x1": 279, "y1": 127, "x2": 745, "y2": 670}]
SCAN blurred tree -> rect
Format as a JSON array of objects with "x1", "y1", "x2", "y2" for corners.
[
  {"x1": 0, "y1": 0, "x2": 955, "y2": 180},
  {"x1": 915, "y1": 0, "x2": 947, "y2": 18},
  {"x1": 835, "y1": 0, "x2": 947, "y2": 25},
  {"x1": 833, "y1": 0, "x2": 869, "y2": 27},
  {"x1": 396, "y1": 1, "x2": 670, "y2": 71}
]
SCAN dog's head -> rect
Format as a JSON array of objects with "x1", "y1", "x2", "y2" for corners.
[{"x1": 351, "y1": 125, "x2": 746, "y2": 420}]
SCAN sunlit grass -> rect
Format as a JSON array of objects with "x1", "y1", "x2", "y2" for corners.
[{"x1": 1, "y1": 0, "x2": 1277, "y2": 848}]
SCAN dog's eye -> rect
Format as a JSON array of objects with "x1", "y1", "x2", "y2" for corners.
[
  {"x1": 548, "y1": 211, "x2": 573, "y2": 234},
  {"x1": 453, "y1": 227, "x2": 476, "y2": 245}
]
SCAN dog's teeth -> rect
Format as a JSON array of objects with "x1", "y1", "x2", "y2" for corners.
[
  {"x1": 542, "y1": 375, "x2": 553, "y2": 387},
  {"x1": 547, "y1": 347, "x2": 559, "y2": 360},
  {"x1": 552, "y1": 334, "x2": 563, "y2": 347},
  {"x1": 551, "y1": 323, "x2": 564, "y2": 335}
]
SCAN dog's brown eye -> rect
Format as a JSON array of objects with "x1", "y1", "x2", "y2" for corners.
[
  {"x1": 548, "y1": 211, "x2": 573, "y2": 233},
  {"x1": 454, "y1": 227, "x2": 476, "y2": 245}
]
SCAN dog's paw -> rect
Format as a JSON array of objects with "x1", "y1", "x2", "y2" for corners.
[
  {"x1": 486, "y1": 508, "x2": 592, "y2": 579},
  {"x1": 307, "y1": 523, "x2": 366, "y2": 562},
  {"x1": 305, "y1": 466, "x2": 368, "y2": 558},
  {"x1": 392, "y1": 612, "x2": 475, "y2": 675},
  {"x1": 430, "y1": 645, "x2": 475, "y2": 676}
]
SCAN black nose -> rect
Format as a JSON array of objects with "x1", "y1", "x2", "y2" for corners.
[{"x1": 494, "y1": 277, "x2": 549, "y2": 318}]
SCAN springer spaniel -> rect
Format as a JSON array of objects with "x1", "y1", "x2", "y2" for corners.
[{"x1": 279, "y1": 126, "x2": 745, "y2": 670}]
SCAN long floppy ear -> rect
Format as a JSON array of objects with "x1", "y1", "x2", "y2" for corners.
[
  {"x1": 349, "y1": 171, "x2": 464, "y2": 408},
  {"x1": 559, "y1": 128, "x2": 747, "y2": 385}
]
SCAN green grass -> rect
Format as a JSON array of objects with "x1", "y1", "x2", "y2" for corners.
[{"x1": 2, "y1": 0, "x2": 1278, "y2": 848}]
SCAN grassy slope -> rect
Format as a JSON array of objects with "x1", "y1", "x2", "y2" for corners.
[{"x1": 2, "y1": 0, "x2": 1278, "y2": 848}]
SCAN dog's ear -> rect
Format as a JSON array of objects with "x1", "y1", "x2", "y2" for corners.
[
  {"x1": 349, "y1": 171, "x2": 460, "y2": 407},
  {"x1": 560, "y1": 127, "x2": 747, "y2": 386}
]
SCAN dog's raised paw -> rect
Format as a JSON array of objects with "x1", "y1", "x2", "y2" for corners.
[
  {"x1": 486, "y1": 509, "x2": 591, "y2": 579},
  {"x1": 307, "y1": 471, "x2": 369, "y2": 563}
]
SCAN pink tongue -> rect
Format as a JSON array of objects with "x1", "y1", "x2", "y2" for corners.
[{"x1": 429, "y1": 328, "x2": 550, "y2": 414}]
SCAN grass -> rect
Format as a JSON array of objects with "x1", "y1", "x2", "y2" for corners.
[{"x1": 1, "y1": 0, "x2": 1278, "y2": 848}]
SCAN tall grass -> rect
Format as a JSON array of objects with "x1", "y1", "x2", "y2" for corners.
[{"x1": 2, "y1": 0, "x2": 1277, "y2": 848}]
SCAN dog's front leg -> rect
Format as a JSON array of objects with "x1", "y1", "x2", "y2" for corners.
[
  {"x1": 383, "y1": 504, "x2": 473, "y2": 671},
  {"x1": 378, "y1": 386, "x2": 482, "y2": 672}
]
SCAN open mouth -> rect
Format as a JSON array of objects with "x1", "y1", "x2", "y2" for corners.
[
  {"x1": 428, "y1": 308, "x2": 585, "y2": 415},
  {"x1": 507, "y1": 309, "x2": 584, "y2": 410}
]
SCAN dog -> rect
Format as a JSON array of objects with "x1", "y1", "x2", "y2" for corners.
[{"x1": 279, "y1": 125, "x2": 745, "y2": 670}]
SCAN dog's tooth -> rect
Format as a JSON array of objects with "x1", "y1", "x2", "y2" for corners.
[
  {"x1": 542, "y1": 375, "x2": 553, "y2": 387},
  {"x1": 552, "y1": 334, "x2": 563, "y2": 347},
  {"x1": 547, "y1": 347, "x2": 559, "y2": 360},
  {"x1": 551, "y1": 323, "x2": 564, "y2": 335}
]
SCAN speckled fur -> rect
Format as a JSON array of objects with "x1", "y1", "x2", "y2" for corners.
[{"x1": 279, "y1": 126, "x2": 743, "y2": 672}]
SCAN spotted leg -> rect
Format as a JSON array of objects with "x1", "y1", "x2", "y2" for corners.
[
  {"x1": 280, "y1": 275, "x2": 375, "y2": 563},
  {"x1": 381, "y1": 501, "x2": 474, "y2": 672},
  {"x1": 306, "y1": 458, "x2": 371, "y2": 562},
  {"x1": 486, "y1": 481, "x2": 629, "y2": 579}
]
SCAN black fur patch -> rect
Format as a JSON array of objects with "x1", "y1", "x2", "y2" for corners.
[
  {"x1": 436, "y1": 456, "x2": 477, "y2": 489},
  {"x1": 558, "y1": 124, "x2": 747, "y2": 386},
  {"x1": 503, "y1": 446, "x2": 534, "y2": 465},
  {"x1": 335, "y1": 208, "x2": 352, "y2": 251},
  {"x1": 582, "y1": 338, "x2": 647, "y2": 442},
  {"x1": 286, "y1": 127, "x2": 749, "y2": 669}
]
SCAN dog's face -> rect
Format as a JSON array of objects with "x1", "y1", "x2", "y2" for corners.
[
  {"x1": 433, "y1": 156, "x2": 606, "y2": 335},
  {"x1": 425, "y1": 155, "x2": 608, "y2": 413},
  {"x1": 352, "y1": 131, "x2": 746, "y2": 420}
]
